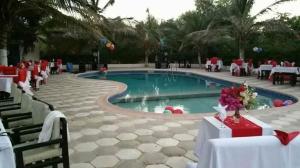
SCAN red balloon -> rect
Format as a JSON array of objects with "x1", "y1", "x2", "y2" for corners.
[
  {"x1": 165, "y1": 106, "x2": 174, "y2": 112},
  {"x1": 172, "y1": 109, "x2": 183, "y2": 114},
  {"x1": 273, "y1": 99, "x2": 283, "y2": 107}
]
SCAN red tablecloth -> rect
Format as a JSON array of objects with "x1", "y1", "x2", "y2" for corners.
[{"x1": 215, "y1": 116, "x2": 262, "y2": 137}]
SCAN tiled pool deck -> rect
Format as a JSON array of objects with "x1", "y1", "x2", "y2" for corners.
[{"x1": 34, "y1": 68, "x2": 300, "y2": 168}]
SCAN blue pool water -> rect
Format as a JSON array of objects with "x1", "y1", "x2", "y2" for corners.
[{"x1": 83, "y1": 71, "x2": 296, "y2": 114}]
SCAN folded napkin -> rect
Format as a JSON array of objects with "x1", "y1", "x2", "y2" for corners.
[{"x1": 274, "y1": 130, "x2": 300, "y2": 145}]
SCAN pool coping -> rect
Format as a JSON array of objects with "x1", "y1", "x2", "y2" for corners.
[{"x1": 76, "y1": 69, "x2": 300, "y2": 120}]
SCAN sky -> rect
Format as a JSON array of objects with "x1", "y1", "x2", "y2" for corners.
[{"x1": 100, "y1": 0, "x2": 300, "y2": 21}]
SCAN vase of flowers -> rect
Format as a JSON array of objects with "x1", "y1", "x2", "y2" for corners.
[
  {"x1": 218, "y1": 82, "x2": 258, "y2": 123},
  {"x1": 233, "y1": 108, "x2": 241, "y2": 123}
]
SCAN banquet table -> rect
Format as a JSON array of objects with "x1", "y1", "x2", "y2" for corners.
[
  {"x1": 258, "y1": 64, "x2": 273, "y2": 79},
  {"x1": 269, "y1": 67, "x2": 299, "y2": 86},
  {"x1": 195, "y1": 115, "x2": 273, "y2": 158},
  {"x1": 206, "y1": 60, "x2": 223, "y2": 72},
  {"x1": 188, "y1": 136, "x2": 300, "y2": 168},
  {"x1": 0, "y1": 75, "x2": 17, "y2": 93},
  {"x1": 0, "y1": 119, "x2": 16, "y2": 168},
  {"x1": 270, "y1": 67, "x2": 299, "y2": 76},
  {"x1": 230, "y1": 63, "x2": 248, "y2": 76}
]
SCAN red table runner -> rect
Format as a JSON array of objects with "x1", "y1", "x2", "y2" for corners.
[{"x1": 215, "y1": 116, "x2": 262, "y2": 137}]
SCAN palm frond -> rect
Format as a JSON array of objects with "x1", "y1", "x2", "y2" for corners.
[{"x1": 253, "y1": 0, "x2": 296, "y2": 19}]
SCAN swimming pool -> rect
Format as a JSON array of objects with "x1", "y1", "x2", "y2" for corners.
[{"x1": 82, "y1": 71, "x2": 297, "y2": 114}]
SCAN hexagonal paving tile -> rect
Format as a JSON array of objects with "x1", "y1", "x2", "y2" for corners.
[
  {"x1": 178, "y1": 141, "x2": 195, "y2": 151},
  {"x1": 173, "y1": 134, "x2": 194, "y2": 141},
  {"x1": 137, "y1": 136, "x2": 158, "y2": 143},
  {"x1": 165, "y1": 122, "x2": 182, "y2": 128},
  {"x1": 138, "y1": 143, "x2": 162, "y2": 153},
  {"x1": 185, "y1": 150, "x2": 198, "y2": 162},
  {"x1": 71, "y1": 163, "x2": 94, "y2": 168},
  {"x1": 178, "y1": 120, "x2": 195, "y2": 125},
  {"x1": 117, "y1": 140, "x2": 140, "y2": 148},
  {"x1": 100, "y1": 125, "x2": 119, "y2": 131},
  {"x1": 161, "y1": 147, "x2": 186, "y2": 157},
  {"x1": 74, "y1": 112, "x2": 90, "y2": 118},
  {"x1": 153, "y1": 131, "x2": 174, "y2": 138},
  {"x1": 118, "y1": 121, "x2": 134, "y2": 127},
  {"x1": 89, "y1": 110, "x2": 104, "y2": 115},
  {"x1": 132, "y1": 119, "x2": 149, "y2": 124},
  {"x1": 187, "y1": 129, "x2": 198, "y2": 136},
  {"x1": 96, "y1": 138, "x2": 120, "y2": 146},
  {"x1": 140, "y1": 152, "x2": 167, "y2": 165},
  {"x1": 91, "y1": 155, "x2": 119, "y2": 168},
  {"x1": 96, "y1": 146, "x2": 119, "y2": 156},
  {"x1": 151, "y1": 126, "x2": 169, "y2": 131},
  {"x1": 70, "y1": 120, "x2": 86, "y2": 130},
  {"x1": 69, "y1": 132, "x2": 83, "y2": 142},
  {"x1": 117, "y1": 133, "x2": 138, "y2": 140},
  {"x1": 73, "y1": 142, "x2": 98, "y2": 162},
  {"x1": 145, "y1": 165, "x2": 169, "y2": 168},
  {"x1": 135, "y1": 129, "x2": 154, "y2": 136},
  {"x1": 80, "y1": 128, "x2": 102, "y2": 141},
  {"x1": 166, "y1": 156, "x2": 192, "y2": 168},
  {"x1": 116, "y1": 160, "x2": 144, "y2": 168},
  {"x1": 103, "y1": 116, "x2": 118, "y2": 121},
  {"x1": 156, "y1": 138, "x2": 179, "y2": 147},
  {"x1": 116, "y1": 149, "x2": 142, "y2": 160}
]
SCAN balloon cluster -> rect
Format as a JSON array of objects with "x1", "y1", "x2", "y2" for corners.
[
  {"x1": 253, "y1": 47, "x2": 263, "y2": 53},
  {"x1": 163, "y1": 106, "x2": 183, "y2": 114},
  {"x1": 100, "y1": 37, "x2": 115, "y2": 51},
  {"x1": 273, "y1": 99, "x2": 293, "y2": 107}
]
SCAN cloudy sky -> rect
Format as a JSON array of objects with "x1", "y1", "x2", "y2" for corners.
[{"x1": 100, "y1": 0, "x2": 300, "y2": 21}]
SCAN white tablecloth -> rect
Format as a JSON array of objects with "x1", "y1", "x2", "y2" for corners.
[
  {"x1": 195, "y1": 115, "x2": 273, "y2": 158},
  {"x1": 194, "y1": 136, "x2": 300, "y2": 168},
  {"x1": 0, "y1": 119, "x2": 15, "y2": 168},
  {"x1": 206, "y1": 60, "x2": 223, "y2": 71},
  {"x1": 0, "y1": 78, "x2": 13, "y2": 93},
  {"x1": 270, "y1": 67, "x2": 299, "y2": 76},
  {"x1": 230, "y1": 63, "x2": 248, "y2": 73}
]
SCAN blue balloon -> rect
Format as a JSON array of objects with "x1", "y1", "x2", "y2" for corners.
[{"x1": 100, "y1": 37, "x2": 108, "y2": 44}]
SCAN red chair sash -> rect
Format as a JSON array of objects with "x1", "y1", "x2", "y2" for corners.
[
  {"x1": 210, "y1": 57, "x2": 218, "y2": 64},
  {"x1": 18, "y1": 68, "x2": 27, "y2": 82}
]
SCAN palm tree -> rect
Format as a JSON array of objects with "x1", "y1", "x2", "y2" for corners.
[
  {"x1": 0, "y1": 0, "x2": 90, "y2": 65},
  {"x1": 0, "y1": 0, "x2": 124, "y2": 65},
  {"x1": 140, "y1": 9, "x2": 160, "y2": 67},
  {"x1": 180, "y1": 24, "x2": 231, "y2": 67},
  {"x1": 224, "y1": 0, "x2": 296, "y2": 59}
]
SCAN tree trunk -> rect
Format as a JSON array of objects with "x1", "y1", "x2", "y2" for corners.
[
  {"x1": 239, "y1": 37, "x2": 245, "y2": 60},
  {"x1": 197, "y1": 50, "x2": 202, "y2": 68},
  {"x1": 145, "y1": 50, "x2": 149, "y2": 67},
  {"x1": 239, "y1": 46, "x2": 245, "y2": 60},
  {"x1": 0, "y1": 24, "x2": 9, "y2": 66}
]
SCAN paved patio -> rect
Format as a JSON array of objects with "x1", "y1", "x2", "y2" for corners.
[{"x1": 34, "y1": 69, "x2": 300, "y2": 168}]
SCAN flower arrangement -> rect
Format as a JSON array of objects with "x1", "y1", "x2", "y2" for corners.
[{"x1": 219, "y1": 82, "x2": 258, "y2": 111}]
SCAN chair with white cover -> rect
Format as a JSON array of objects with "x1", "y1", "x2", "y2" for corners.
[
  {"x1": 0, "y1": 83, "x2": 23, "y2": 108},
  {"x1": 1, "y1": 93, "x2": 33, "y2": 128},
  {"x1": 10, "y1": 98, "x2": 54, "y2": 144},
  {"x1": 13, "y1": 111, "x2": 69, "y2": 168}
]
